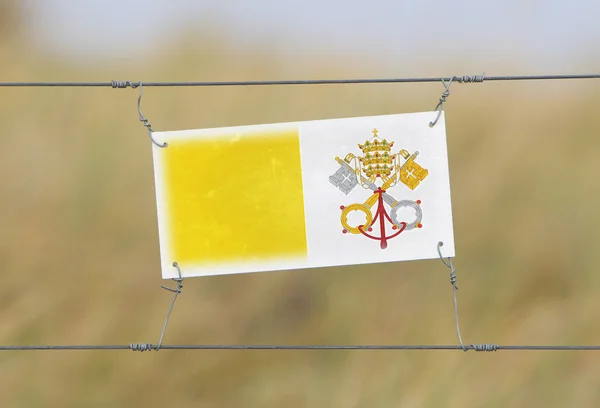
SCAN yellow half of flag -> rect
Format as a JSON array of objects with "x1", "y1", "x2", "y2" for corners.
[{"x1": 162, "y1": 128, "x2": 308, "y2": 265}]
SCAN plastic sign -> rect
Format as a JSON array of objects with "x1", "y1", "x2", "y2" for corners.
[{"x1": 151, "y1": 112, "x2": 455, "y2": 279}]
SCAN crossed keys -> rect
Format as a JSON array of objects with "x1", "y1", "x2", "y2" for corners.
[{"x1": 329, "y1": 129, "x2": 427, "y2": 249}]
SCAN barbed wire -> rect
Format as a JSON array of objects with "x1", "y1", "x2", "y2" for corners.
[
  {"x1": 0, "y1": 73, "x2": 599, "y2": 87},
  {"x1": 2, "y1": 344, "x2": 600, "y2": 352},
  {"x1": 2, "y1": 72, "x2": 599, "y2": 354}
]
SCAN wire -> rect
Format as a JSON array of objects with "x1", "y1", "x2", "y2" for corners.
[
  {"x1": 436, "y1": 242, "x2": 466, "y2": 351},
  {"x1": 2, "y1": 344, "x2": 600, "y2": 352},
  {"x1": 2, "y1": 73, "x2": 598, "y2": 354},
  {"x1": 155, "y1": 262, "x2": 184, "y2": 350},
  {"x1": 0, "y1": 74, "x2": 599, "y2": 87}
]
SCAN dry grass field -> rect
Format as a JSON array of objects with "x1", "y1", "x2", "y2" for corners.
[{"x1": 2, "y1": 3, "x2": 600, "y2": 407}]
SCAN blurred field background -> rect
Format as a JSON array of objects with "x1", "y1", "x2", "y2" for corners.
[{"x1": 2, "y1": 1, "x2": 600, "y2": 407}]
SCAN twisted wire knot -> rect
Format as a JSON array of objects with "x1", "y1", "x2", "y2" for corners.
[
  {"x1": 161, "y1": 262, "x2": 184, "y2": 294},
  {"x1": 429, "y1": 78, "x2": 453, "y2": 127},
  {"x1": 437, "y1": 88, "x2": 450, "y2": 106},
  {"x1": 139, "y1": 115, "x2": 153, "y2": 133},
  {"x1": 471, "y1": 344, "x2": 499, "y2": 352},
  {"x1": 437, "y1": 242, "x2": 458, "y2": 290},
  {"x1": 111, "y1": 80, "x2": 139, "y2": 89},
  {"x1": 130, "y1": 343, "x2": 155, "y2": 352},
  {"x1": 449, "y1": 266, "x2": 458, "y2": 289},
  {"x1": 455, "y1": 74, "x2": 485, "y2": 83}
]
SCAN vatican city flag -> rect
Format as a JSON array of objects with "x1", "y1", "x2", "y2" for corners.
[{"x1": 151, "y1": 112, "x2": 455, "y2": 279}]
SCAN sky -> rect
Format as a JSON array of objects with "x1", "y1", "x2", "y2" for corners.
[{"x1": 21, "y1": 0, "x2": 600, "y2": 72}]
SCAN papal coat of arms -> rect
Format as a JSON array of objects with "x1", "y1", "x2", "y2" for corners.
[{"x1": 329, "y1": 129, "x2": 428, "y2": 249}]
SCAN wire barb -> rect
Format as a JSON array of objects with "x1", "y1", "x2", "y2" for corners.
[
  {"x1": 130, "y1": 343, "x2": 154, "y2": 352},
  {"x1": 471, "y1": 344, "x2": 499, "y2": 352},
  {"x1": 155, "y1": 262, "x2": 184, "y2": 351},
  {"x1": 454, "y1": 73, "x2": 486, "y2": 83},
  {"x1": 111, "y1": 80, "x2": 139, "y2": 89}
]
